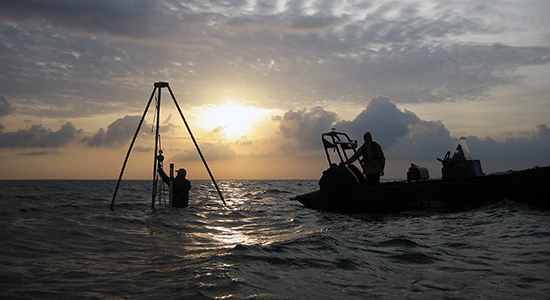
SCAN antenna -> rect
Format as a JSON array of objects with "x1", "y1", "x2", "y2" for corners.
[{"x1": 110, "y1": 82, "x2": 226, "y2": 210}]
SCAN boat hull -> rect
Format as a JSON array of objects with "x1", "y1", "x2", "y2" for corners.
[{"x1": 293, "y1": 166, "x2": 550, "y2": 214}]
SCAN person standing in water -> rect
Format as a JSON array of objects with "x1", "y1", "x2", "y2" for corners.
[{"x1": 157, "y1": 157, "x2": 191, "y2": 208}]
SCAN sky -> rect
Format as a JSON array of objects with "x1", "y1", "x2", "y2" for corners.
[{"x1": 1, "y1": 0, "x2": 549, "y2": 180}]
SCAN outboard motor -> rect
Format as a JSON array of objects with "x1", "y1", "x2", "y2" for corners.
[{"x1": 438, "y1": 137, "x2": 484, "y2": 179}]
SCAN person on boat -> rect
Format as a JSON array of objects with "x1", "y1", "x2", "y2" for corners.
[
  {"x1": 158, "y1": 166, "x2": 191, "y2": 208},
  {"x1": 344, "y1": 131, "x2": 386, "y2": 186}
]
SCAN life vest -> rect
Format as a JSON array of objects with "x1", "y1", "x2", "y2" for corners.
[{"x1": 363, "y1": 142, "x2": 381, "y2": 161}]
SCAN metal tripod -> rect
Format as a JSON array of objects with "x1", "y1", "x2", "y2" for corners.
[{"x1": 110, "y1": 82, "x2": 226, "y2": 210}]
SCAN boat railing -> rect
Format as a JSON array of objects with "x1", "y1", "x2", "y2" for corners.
[{"x1": 322, "y1": 129, "x2": 360, "y2": 165}]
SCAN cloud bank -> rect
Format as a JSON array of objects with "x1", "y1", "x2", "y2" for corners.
[
  {"x1": 0, "y1": 122, "x2": 82, "y2": 148},
  {"x1": 273, "y1": 96, "x2": 550, "y2": 172},
  {"x1": 86, "y1": 115, "x2": 144, "y2": 148},
  {"x1": 1, "y1": 0, "x2": 549, "y2": 118}
]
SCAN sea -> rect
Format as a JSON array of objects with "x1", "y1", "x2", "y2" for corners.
[{"x1": 0, "y1": 179, "x2": 549, "y2": 300}]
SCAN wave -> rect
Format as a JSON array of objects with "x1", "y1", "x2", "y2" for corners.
[{"x1": 1, "y1": 180, "x2": 549, "y2": 299}]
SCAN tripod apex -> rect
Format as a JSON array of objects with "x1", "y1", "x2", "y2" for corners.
[{"x1": 154, "y1": 82, "x2": 169, "y2": 88}]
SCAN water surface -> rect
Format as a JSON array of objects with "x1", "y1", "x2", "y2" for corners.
[{"x1": 1, "y1": 180, "x2": 549, "y2": 299}]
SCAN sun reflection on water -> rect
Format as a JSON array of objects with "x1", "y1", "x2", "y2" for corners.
[
  {"x1": 187, "y1": 180, "x2": 318, "y2": 254},
  {"x1": 206, "y1": 225, "x2": 252, "y2": 246},
  {"x1": 190, "y1": 182, "x2": 271, "y2": 248}
]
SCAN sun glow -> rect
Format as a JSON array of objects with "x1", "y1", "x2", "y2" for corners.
[{"x1": 198, "y1": 104, "x2": 274, "y2": 139}]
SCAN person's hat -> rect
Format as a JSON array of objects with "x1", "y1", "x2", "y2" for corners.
[{"x1": 176, "y1": 168, "x2": 187, "y2": 176}]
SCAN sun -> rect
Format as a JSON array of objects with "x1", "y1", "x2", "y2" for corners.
[{"x1": 198, "y1": 104, "x2": 273, "y2": 139}]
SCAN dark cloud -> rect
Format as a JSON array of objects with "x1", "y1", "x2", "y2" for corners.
[
  {"x1": 1, "y1": 0, "x2": 549, "y2": 120},
  {"x1": 336, "y1": 96, "x2": 420, "y2": 148},
  {"x1": 274, "y1": 96, "x2": 550, "y2": 172},
  {"x1": 465, "y1": 124, "x2": 550, "y2": 170},
  {"x1": 86, "y1": 115, "x2": 143, "y2": 148},
  {"x1": 273, "y1": 43, "x2": 550, "y2": 106},
  {"x1": 331, "y1": 95, "x2": 455, "y2": 162},
  {"x1": 272, "y1": 96, "x2": 449, "y2": 154},
  {"x1": 0, "y1": 96, "x2": 14, "y2": 118},
  {"x1": 335, "y1": 96, "x2": 550, "y2": 170},
  {"x1": 0, "y1": 122, "x2": 82, "y2": 148},
  {"x1": 0, "y1": 0, "x2": 178, "y2": 39},
  {"x1": 1, "y1": 95, "x2": 84, "y2": 149},
  {"x1": 0, "y1": 96, "x2": 13, "y2": 132},
  {"x1": 389, "y1": 120, "x2": 454, "y2": 162},
  {"x1": 273, "y1": 106, "x2": 339, "y2": 150}
]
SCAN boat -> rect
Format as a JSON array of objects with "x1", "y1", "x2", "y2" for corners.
[{"x1": 291, "y1": 129, "x2": 550, "y2": 213}]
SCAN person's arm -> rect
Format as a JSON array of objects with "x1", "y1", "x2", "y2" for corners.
[
  {"x1": 183, "y1": 179, "x2": 191, "y2": 191},
  {"x1": 345, "y1": 146, "x2": 363, "y2": 164},
  {"x1": 158, "y1": 167, "x2": 170, "y2": 185}
]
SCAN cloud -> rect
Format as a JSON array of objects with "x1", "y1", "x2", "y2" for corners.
[
  {"x1": 273, "y1": 95, "x2": 452, "y2": 155},
  {"x1": 0, "y1": 96, "x2": 14, "y2": 132},
  {"x1": 235, "y1": 135, "x2": 253, "y2": 145},
  {"x1": 336, "y1": 96, "x2": 422, "y2": 148},
  {"x1": 0, "y1": 0, "x2": 179, "y2": 39},
  {"x1": 372, "y1": 97, "x2": 550, "y2": 169},
  {"x1": 134, "y1": 145, "x2": 153, "y2": 153},
  {"x1": 170, "y1": 142, "x2": 238, "y2": 162},
  {"x1": 0, "y1": 122, "x2": 82, "y2": 148},
  {"x1": 159, "y1": 114, "x2": 180, "y2": 134},
  {"x1": 205, "y1": 126, "x2": 227, "y2": 139},
  {"x1": 388, "y1": 120, "x2": 454, "y2": 162},
  {"x1": 0, "y1": 96, "x2": 84, "y2": 149},
  {"x1": 18, "y1": 151, "x2": 61, "y2": 156},
  {"x1": 272, "y1": 106, "x2": 339, "y2": 150},
  {"x1": 0, "y1": 96, "x2": 14, "y2": 118},
  {"x1": 1, "y1": 0, "x2": 549, "y2": 120},
  {"x1": 464, "y1": 124, "x2": 550, "y2": 169},
  {"x1": 274, "y1": 96, "x2": 550, "y2": 172},
  {"x1": 86, "y1": 115, "x2": 144, "y2": 148}
]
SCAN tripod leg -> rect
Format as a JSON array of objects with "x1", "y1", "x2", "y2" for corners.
[
  {"x1": 166, "y1": 85, "x2": 226, "y2": 205},
  {"x1": 110, "y1": 86, "x2": 158, "y2": 210},
  {"x1": 151, "y1": 85, "x2": 162, "y2": 210}
]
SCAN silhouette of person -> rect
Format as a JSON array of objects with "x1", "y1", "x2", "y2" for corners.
[
  {"x1": 345, "y1": 131, "x2": 385, "y2": 186},
  {"x1": 158, "y1": 166, "x2": 191, "y2": 208}
]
